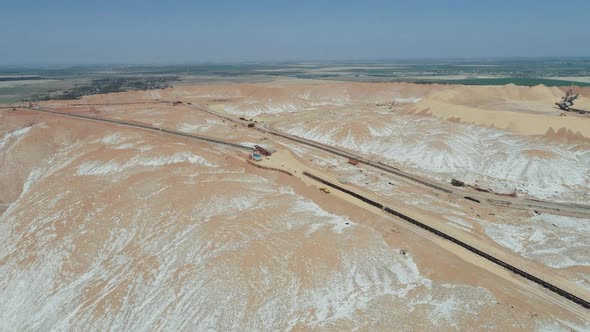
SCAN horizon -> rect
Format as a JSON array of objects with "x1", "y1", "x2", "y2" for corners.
[
  {"x1": 2, "y1": 2, "x2": 590, "y2": 328},
  {"x1": 2, "y1": 0, "x2": 590, "y2": 65},
  {"x1": 3, "y1": 56, "x2": 590, "y2": 70}
]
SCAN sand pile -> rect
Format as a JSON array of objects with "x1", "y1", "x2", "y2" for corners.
[
  {"x1": 416, "y1": 84, "x2": 590, "y2": 139},
  {"x1": 2, "y1": 110, "x2": 576, "y2": 330},
  {"x1": 3, "y1": 80, "x2": 589, "y2": 330},
  {"x1": 46, "y1": 80, "x2": 590, "y2": 140},
  {"x1": 272, "y1": 108, "x2": 590, "y2": 202},
  {"x1": 38, "y1": 80, "x2": 590, "y2": 201},
  {"x1": 0, "y1": 108, "x2": 579, "y2": 330},
  {"x1": 47, "y1": 80, "x2": 590, "y2": 202}
]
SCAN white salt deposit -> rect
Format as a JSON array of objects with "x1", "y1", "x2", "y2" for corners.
[
  {"x1": 290, "y1": 199, "x2": 354, "y2": 235},
  {"x1": 0, "y1": 126, "x2": 32, "y2": 150},
  {"x1": 446, "y1": 216, "x2": 473, "y2": 231},
  {"x1": 393, "y1": 97, "x2": 423, "y2": 104},
  {"x1": 76, "y1": 152, "x2": 215, "y2": 176},
  {"x1": 224, "y1": 102, "x2": 300, "y2": 117},
  {"x1": 482, "y1": 213, "x2": 590, "y2": 268},
  {"x1": 177, "y1": 120, "x2": 219, "y2": 133},
  {"x1": 282, "y1": 115, "x2": 590, "y2": 201},
  {"x1": 99, "y1": 132, "x2": 128, "y2": 145}
]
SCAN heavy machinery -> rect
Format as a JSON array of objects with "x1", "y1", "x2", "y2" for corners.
[
  {"x1": 251, "y1": 151, "x2": 263, "y2": 161},
  {"x1": 254, "y1": 145, "x2": 272, "y2": 156},
  {"x1": 556, "y1": 86, "x2": 587, "y2": 114},
  {"x1": 250, "y1": 145, "x2": 271, "y2": 161}
]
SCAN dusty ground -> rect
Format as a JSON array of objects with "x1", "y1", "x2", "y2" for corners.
[{"x1": 1, "y1": 79, "x2": 589, "y2": 330}]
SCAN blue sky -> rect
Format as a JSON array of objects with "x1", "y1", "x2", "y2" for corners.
[{"x1": 1, "y1": 0, "x2": 589, "y2": 65}]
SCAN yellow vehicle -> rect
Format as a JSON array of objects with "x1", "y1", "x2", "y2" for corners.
[{"x1": 319, "y1": 187, "x2": 331, "y2": 194}]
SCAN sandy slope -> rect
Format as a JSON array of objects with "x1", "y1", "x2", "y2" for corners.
[
  {"x1": 41, "y1": 79, "x2": 589, "y2": 138},
  {"x1": 275, "y1": 138, "x2": 590, "y2": 303},
  {"x1": 1, "y1": 112, "x2": 574, "y2": 331},
  {"x1": 276, "y1": 112, "x2": 590, "y2": 201},
  {"x1": 1, "y1": 80, "x2": 590, "y2": 330}
]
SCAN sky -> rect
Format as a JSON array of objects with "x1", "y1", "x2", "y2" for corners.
[{"x1": 1, "y1": 0, "x2": 589, "y2": 65}]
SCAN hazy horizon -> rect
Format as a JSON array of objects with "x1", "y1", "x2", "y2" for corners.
[
  {"x1": 3, "y1": 56, "x2": 590, "y2": 69},
  {"x1": 2, "y1": 0, "x2": 590, "y2": 65}
]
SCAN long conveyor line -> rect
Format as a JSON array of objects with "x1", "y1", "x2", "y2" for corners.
[{"x1": 302, "y1": 171, "x2": 590, "y2": 310}]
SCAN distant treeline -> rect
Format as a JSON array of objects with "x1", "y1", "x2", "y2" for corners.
[
  {"x1": 30, "y1": 76, "x2": 177, "y2": 101},
  {"x1": 408, "y1": 78, "x2": 590, "y2": 87},
  {"x1": 0, "y1": 76, "x2": 43, "y2": 82}
]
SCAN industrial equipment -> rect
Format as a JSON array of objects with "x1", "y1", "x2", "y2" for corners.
[{"x1": 556, "y1": 87, "x2": 587, "y2": 114}]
